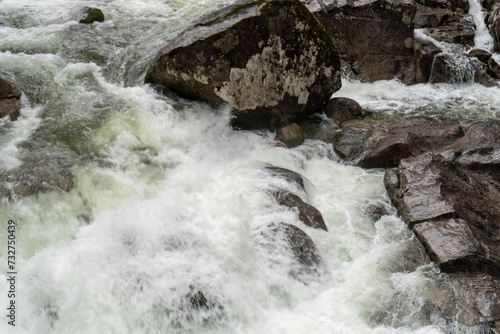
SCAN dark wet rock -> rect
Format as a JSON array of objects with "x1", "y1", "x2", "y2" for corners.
[
  {"x1": 414, "y1": 37, "x2": 443, "y2": 83},
  {"x1": 0, "y1": 77, "x2": 22, "y2": 121},
  {"x1": 415, "y1": 3, "x2": 454, "y2": 28},
  {"x1": 259, "y1": 222, "x2": 324, "y2": 279},
  {"x1": 272, "y1": 191, "x2": 327, "y2": 231},
  {"x1": 415, "y1": 0, "x2": 469, "y2": 13},
  {"x1": 487, "y1": 57, "x2": 500, "y2": 79},
  {"x1": 384, "y1": 153, "x2": 500, "y2": 277},
  {"x1": 488, "y1": 1, "x2": 500, "y2": 52},
  {"x1": 306, "y1": 0, "x2": 417, "y2": 84},
  {"x1": 323, "y1": 97, "x2": 363, "y2": 123},
  {"x1": 275, "y1": 123, "x2": 304, "y2": 148},
  {"x1": 264, "y1": 166, "x2": 307, "y2": 192},
  {"x1": 474, "y1": 67, "x2": 499, "y2": 87},
  {"x1": 146, "y1": 0, "x2": 341, "y2": 130},
  {"x1": 424, "y1": 26, "x2": 475, "y2": 47},
  {"x1": 468, "y1": 49, "x2": 493, "y2": 62},
  {"x1": 77, "y1": 7, "x2": 105, "y2": 24},
  {"x1": 331, "y1": 117, "x2": 463, "y2": 168},
  {"x1": 429, "y1": 53, "x2": 475, "y2": 84}
]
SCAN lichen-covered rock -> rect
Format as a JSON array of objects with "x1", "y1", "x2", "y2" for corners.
[
  {"x1": 306, "y1": 0, "x2": 417, "y2": 84},
  {"x1": 275, "y1": 123, "x2": 305, "y2": 148},
  {"x1": 146, "y1": 0, "x2": 341, "y2": 129},
  {"x1": 0, "y1": 77, "x2": 21, "y2": 121},
  {"x1": 323, "y1": 97, "x2": 363, "y2": 123}
]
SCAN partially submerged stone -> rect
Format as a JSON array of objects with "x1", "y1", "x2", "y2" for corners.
[
  {"x1": 78, "y1": 7, "x2": 105, "y2": 24},
  {"x1": 275, "y1": 123, "x2": 304, "y2": 148},
  {"x1": 146, "y1": 0, "x2": 341, "y2": 129},
  {"x1": 323, "y1": 97, "x2": 363, "y2": 123},
  {"x1": 0, "y1": 77, "x2": 21, "y2": 121},
  {"x1": 272, "y1": 191, "x2": 328, "y2": 231}
]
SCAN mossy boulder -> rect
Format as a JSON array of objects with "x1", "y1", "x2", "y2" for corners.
[
  {"x1": 78, "y1": 7, "x2": 105, "y2": 24},
  {"x1": 145, "y1": 0, "x2": 341, "y2": 129}
]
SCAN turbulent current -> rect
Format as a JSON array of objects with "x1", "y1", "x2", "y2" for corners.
[{"x1": 0, "y1": 0, "x2": 498, "y2": 333}]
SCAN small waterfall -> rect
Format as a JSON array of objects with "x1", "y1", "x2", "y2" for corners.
[
  {"x1": 429, "y1": 53, "x2": 476, "y2": 84},
  {"x1": 469, "y1": 0, "x2": 495, "y2": 52}
]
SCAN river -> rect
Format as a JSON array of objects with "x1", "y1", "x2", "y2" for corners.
[{"x1": 0, "y1": 0, "x2": 497, "y2": 333}]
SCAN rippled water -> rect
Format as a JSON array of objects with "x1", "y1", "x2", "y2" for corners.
[{"x1": 0, "y1": 1, "x2": 498, "y2": 333}]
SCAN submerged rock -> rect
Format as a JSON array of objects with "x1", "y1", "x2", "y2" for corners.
[
  {"x1": 146, "y1": 0, "x2": 341, "y2": 129},
  {"x1": 0, "y1": 77, "x2": 22, "y2": 121},
  {"x1": 258, "y1": 222, "x2": 324, "y2": 280},
  {"x1": 264, "y1": 166, "x2": 307, "y2": 192}
]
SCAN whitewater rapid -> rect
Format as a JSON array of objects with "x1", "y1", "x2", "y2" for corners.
[{"x1": 0, "y1": 0, "x2": 499, "y2": 333}]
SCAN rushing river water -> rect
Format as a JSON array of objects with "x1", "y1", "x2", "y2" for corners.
[{"x1": 0, "y1": 0, "x2": 498, "y2": 333}]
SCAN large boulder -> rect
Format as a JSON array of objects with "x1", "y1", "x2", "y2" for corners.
[
  {"x1": 0, "y1": 77, "x2": 22, "y2": 121},
  {"x1": 306, "y1": 0, "x2": 417, "y2": 84},
  {"x1": 330, "y1": 117, "x2": 463, "y2": 168},
  {"x1": 487, "y1": 0, "x2": 500, "y2": 52},
  {"x1": 145, "y1": 0, "x2": 341, "y2": 129}
]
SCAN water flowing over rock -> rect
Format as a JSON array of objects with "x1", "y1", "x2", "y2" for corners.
[
  {"x1": 272, "y1": 191, "x2": 328, "y2": 231},
  {"x1": 330, "y1": 117, "x2": 463, "y2": 168},
  {"x1": 0, "y1": 77, "x2": 22, "y2": 121},
  {"x1": 429, "y1": 53, "x2": 476, "y2": 83},
  {"x1": 257, "y1": 222, "x2": 325, "y2": 280},
  {"x1": 145, "y1": 0, "x2": 341, "y2": 129},
  {"x1": 306, "y1": 0, "x2": 417, "y2": 84}
]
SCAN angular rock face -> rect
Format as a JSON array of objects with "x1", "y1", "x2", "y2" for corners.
[
  {"x1": 414, "y1": 36, "x2": 443, "y2": 83},
  {"x1": 146, "y1": 0, "x2": 341, "y2": 129},
  {"x1": 384, "y1": 153, "x2": 500, "y2": 277},
  {"x1": 0, "y1": 77, "x2": 22, "y2": 121},
  {"x1": 331, "y1": 117, "x2": 463, "y2": 168},
  {"x1": 307, "y1": 0, "x2": 416, "y2": 84},
  {"x1": 488, "y1": 0, "x2": 500, "y2": 52}
]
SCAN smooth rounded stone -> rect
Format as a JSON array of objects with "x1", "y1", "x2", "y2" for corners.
[
  {"x1": 274, "y1": 123, "x2": 304, "y2": 148},
  {"x1": 258, "y1": 222, "x2": 324, "y2": 280},
  {"x1": 323, "y1": 97, "x2": 363, "y2": 123},
  {"x1": 468, "y1": 48, "x2": 492, "y2": 62},
  {"x1": 272, "y1": 191, "x2": 327, "y2": 231},
  {"x1": 0, "y1": 77, "x2": 22, "y2": 121},
  {"x1": 264, "y1": 166, "x2": 307, "y2": 193},
  {"x1": 145, "y1": 0, "x2": 341, "y2": 129}
]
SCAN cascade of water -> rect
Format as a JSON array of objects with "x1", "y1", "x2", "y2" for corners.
[{"x1": 469, "y1": 0, "x2": 495, "y2": 52}]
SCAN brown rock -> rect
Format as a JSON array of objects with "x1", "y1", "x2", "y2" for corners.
[
  {"x1": 487, "y1": 57, "x2": 500, "y2": 79},
  {"x1": 331, "y1": 117, "x2": 463, "y2": 168},
  {"x1": 414, "y1": 3, "x2": 454, "y2": 28},
  {"x1": 145, "y1": 0, "x2": 341, "y2": 129},
  {"x1": 307, "y1": 0, "x2": 417, "y2": 84},
  {"x1": 323, "y1": 97, "x2": 363, "y2": 123},
  {"x1": 414, "y1": 36, "x2": 443, "y2": 83},
  {"x1": 429, "y1": 53, "x2": 475, "y2": 84},
  {"x1": 468, "y1": 48, "x2": 492, "y2": 62},
  {"x1": 275, "y1": 123, "x2": 304, "y2": 148},
  {"x1": 0, "y1": 77, "x2": 21, "y2": 121},
  {"x1": 425, "y1": 26, "x2": 475, "y2": 47},
  {"x1": 265, "y1": 166, "x2": 307, "y2": 192},
  {"x1": 474, "y1": 67, "x2": 499, "y2": 87},
  {"x1": 272, "y1": 191, "x2": 327, "y2": 231}
]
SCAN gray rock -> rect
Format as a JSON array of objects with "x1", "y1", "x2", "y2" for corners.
[
  {"x1": 146, "y1": 0, "x2": 341, "y2": 129},
  {"x1": 0, "y1": 77, "x2": 21, "y2": 121}
]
